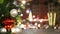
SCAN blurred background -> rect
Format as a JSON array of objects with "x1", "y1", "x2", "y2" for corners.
[{"x1": 0, "y1": 0, "x2": 60, "y2": 34}]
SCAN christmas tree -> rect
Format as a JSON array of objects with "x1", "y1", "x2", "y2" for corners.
[
  {"x1": 0, "y1": 0, "x2": 25, "y2": 28},
  {"x1": 0, "y1": 0, "x2": 32, "y2": 34}
]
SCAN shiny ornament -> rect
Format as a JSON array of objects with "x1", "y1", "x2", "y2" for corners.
[
  {"x1": 3, "y1": 18, "x2": 14, "y2": 30},
  {"x1": 10, "y1": 9, "x2": 18, "y2": 17}
]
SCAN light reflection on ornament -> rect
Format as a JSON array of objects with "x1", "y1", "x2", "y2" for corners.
[{"x1": 10, "y1": 9, "x2": 18, "y2": 17}]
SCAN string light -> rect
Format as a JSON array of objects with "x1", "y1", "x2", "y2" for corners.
[
  {"x1": 53, "y1": 13, "x2": 56, "y2": 26},
  {"x1": 1, "y1": 28, "x2": 7, "y2": 32},
  {"x1": 21, "y1": 0, "x2": 26, "y2": 4}
]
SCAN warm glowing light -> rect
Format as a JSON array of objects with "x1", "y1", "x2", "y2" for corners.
[
  {"x1": 20, "y1": 14, "x2": 23, "y2": 16},
  {"x1": 26, "y1": 9, "x2": 30, "y2": 13},
  {"x1": 11, "y1": 28, "x2": 16, "y2": 33},
  {"x1": 21, "y1": 4, "x2": 24, "y2": 6},
  {"x1": 40, "y1": 19, "x2": 43, "y2": 22},
  {"x1": 11, "y1": 27, "x2": 20, "y2": 33},
  {"x1": 38, "y1": 24, "x2": 40, "y2": 27},
  {"x1": 1, "y1": 28, "x2": 7, "y2": 32},
  {"x1": 28, "y1": 11, "x2": 33, "y2": 21},
  {"x1": 29, "y1": 19, "x2": 33, "y2": 21},
  {"x1": 54, "y1": 27, "x2": 56, "y2": 29},
  {"x1": 53, "y1": 13, "x2": 56, "y2": 26},
  {"x1": 34, "y1": 18, "x2": 37, "y2": 21},
  {"x1": 47, "y1": 12, "x2": 52, "y2": 26},
  {"x1": 17, "y1": 9, "x2": 21, "y2": 12},
  {"x1": 47, "y1": 12, "x2": 56, "y2": 26},
  {"x1": 50, "y1": 12, "x2": 53, "y2": 26},
  {"x1": 20, "y1": 24, "x2": 25, "y2": 28},
  {"x1": 43, "y1": 19, "x2": 48, "y2": 21},
  {"x1": 15, "y1": 28, "x2": 20, "y2": 32},
  {"x1": 17, "y1": 22, "x2": 21, "y2": 26},
  {"x1": 21, "y1": 0, "x2": 26, "y2": 4},
  {"x1": 33, "y1": 15, "x2": 35, "y2": 18},
  {"x1": 35, "y1": 23, "x2": 37, "y2": 25}
]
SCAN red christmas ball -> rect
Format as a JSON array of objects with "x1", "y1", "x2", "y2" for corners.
[{"x1": 3, "y1": 18, "x2": 15, "y2": 30}]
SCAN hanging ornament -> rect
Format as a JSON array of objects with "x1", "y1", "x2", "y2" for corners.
[
  {"x1": 3, "y1": 18, "x2": 15, "y2": 30},
  {"x1": 10, "y1": 9, "x2": 18, "y2": 17}
]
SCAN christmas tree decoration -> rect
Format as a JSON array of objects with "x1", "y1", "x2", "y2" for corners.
[
  {"x1": 16, "y1": 16, "x2": 22, "y2": 23},
  {"x1": 20, "y1": 14, "x2": 23, "y2": 16},
  {"x1": 11, "y1": 27, "x2": 22, "y2": 33},
  {"x1": 2, "y1": 18, "x2": 15, "y2": 30},
  {"x1": 18, "y1": 0, "x2": 32, "y2": 9},
  {"x1": 0, "y1": 0, "x2": 32, "y2": 33},
  {"x1": 47, "y1": 12, "x2": 56, "y2": 26},
  {"x1": 10, "y1": 9, "x2": 18, "y2": 17},
  {"x1": 17, "y1": 8, "x2": 21, "y2": 12},
  {"x1": 33, "y1": 15, "x2": 35, "y2": 18},
  {"x1": 26, "y1": 9, "x2": 30, "y2": 14},
  {"x1": 20, "y1": 4, "x2": 25, "y2": 9},
  {"x1": 28, "y1": 11, "x2": 33, "y2": 21},
  {"x1": 21, "y1": 0, "x2": 26, "y2": 4},
  {"x1": 0, "y1": 0, "x2": 25, "y2": 34}
]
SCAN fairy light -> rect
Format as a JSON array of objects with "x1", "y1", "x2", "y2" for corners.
[
  {"x1": 21, "y1": 0, "x2": 26, "y2": 4},
  {"x1": 53, "y1": 13, "x2": 56, "y2": 26},
  {"x1": 50, "y1": 12, "x2": 53, "y2": 26},
  {"x1": 48, "y1": 12, "x2": 52, "y2": 26}
]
